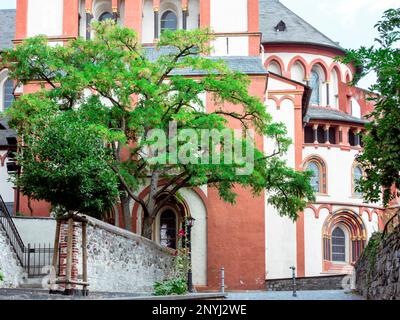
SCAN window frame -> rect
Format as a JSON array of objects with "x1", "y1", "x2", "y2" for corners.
[
  {"x1": 160, "y1": 10, "x2": 178, "y2": 34},
  {"x1": 157, "y1": 207, "x2": 179, "y2": 250},
  {"x1": 331, "y1": 226, "x2": 347, "y2": 262},
  {"x1": 310, "y1": 69, "x2": 321, "y2": 106},
  {"x1": 352, "y1": 163, "x2": 364, "y2": 198},
  {"x1": 303, "y1": 156, "x2": 328, "y2": 194}
]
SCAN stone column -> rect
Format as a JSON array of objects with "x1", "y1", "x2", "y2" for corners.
[
  {"x1": 355, "y1": 128, "x2": 361, "y2": 147},
  {"x1": 182, "y1": 0, "x2": 188, "y2": 30},
  {"x1": 58, "y1": 219, "x2": 79, "y2": 294},
  {"x1": 112, "y1": 0, "x2": 119, "y2": 22},
  {"x1": 85, "y1": 0, "x2": 93, "y2": 40},
  {"x1": 324, "y1": 125, "x2": 330, "y2": 144},
  {"x1": 313, "y1": 124, "x2": 319, "y2": 144},
  {"x1": 341, "y1": 126, "x2": 350, "y2": 147},
  {"x1": 326, "y1": 81, "x2": 330, "y2": 106},
  {"x1": 153, "y1": 0, "x2": 160, "y2": 39}
]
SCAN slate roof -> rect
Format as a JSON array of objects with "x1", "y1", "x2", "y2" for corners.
[
  {"x1": 0, "y1": 118, "x2": 17, "y2": 147},
  {"x1": 144, "y1": 47, "x2": 268, "y2": 75},
  {"x1": 305, "y1": 107, "x2": 368, "y2": 124},
  {"x1": 0, "y1": 9, "x2": 16, "y2": 51},
  {"x1": 259, "y1": 0, "x2": 344, "y2": 51}
]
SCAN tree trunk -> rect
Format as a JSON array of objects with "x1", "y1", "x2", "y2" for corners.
[
  {"x1": 120, "y1": 193, "x2": 132, "y2": 231},
  {"x1": 142, "y1": 215, "x2": 155, "y2": 239}
]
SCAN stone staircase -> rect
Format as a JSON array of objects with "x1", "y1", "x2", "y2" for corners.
[
  {"x1": 0, "y1": 228, "x2": 25, "y2": 288},
  {"x1": 0, "y1": 195, "x2": 55, "y2": 290}
]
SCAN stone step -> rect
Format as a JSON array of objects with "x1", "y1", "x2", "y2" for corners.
[{"x1": 18, "y1": 277, "x2": 45, "y2": 289}]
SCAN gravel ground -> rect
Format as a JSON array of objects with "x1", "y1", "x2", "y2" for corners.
[{"x1": 227, "y1": 290, "x2": 364, "y2": 300}]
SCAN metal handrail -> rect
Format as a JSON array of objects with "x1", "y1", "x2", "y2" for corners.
[
  {"x1": 0, "y1": 195, "x2": 59, "y2": 276},
  {"x1": 0, "y1": 194, "x2": 25, "y2": 265}
]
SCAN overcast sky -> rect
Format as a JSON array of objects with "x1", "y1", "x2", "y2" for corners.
[{"x1": 1, "y1": 0, "x2": 397, "y2": 88}]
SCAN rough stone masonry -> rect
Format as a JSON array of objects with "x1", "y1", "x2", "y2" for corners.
[
  {"x1": 73, "y1": 216, "x2": 176, "y2": 293},
  {"x1": 355, "y1": 224, "x2": 400, "y2": 300}
]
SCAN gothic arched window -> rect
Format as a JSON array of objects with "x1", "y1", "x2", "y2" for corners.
[
  {"x1": 159, "y1": 209, "x2": 177, "y2": 249},
  {"x1": 161, "y1": 10, "x2": 178, "y2": 33},
  {"x1": 332, "y1": 227, "x2": 346, "y2": 262},
  {"x1": 2, "y1": 78, "x2": 14, "y2": 112},
  {"x1": 310, "y1": 70, "x2": 321, "y2": 105},
  {"x1": 353, "y1": 165, "x2": 363, "y2": 197},
  {"x1": 99, "y1": 12, "x2": 114, "y2": 22},
  {"x1": 307, "y1": 161, "x2": 321, "y2": 193}
]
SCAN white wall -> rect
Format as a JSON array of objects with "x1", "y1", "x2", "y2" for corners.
[
  {"x1": 304, "y1": 207, "x2": 328, "y2": 276},
  {"x1": 264, "y1": 82, "x2": 297, "y2": 279},
  {"x1": 187, "y1": 0, "x2": 200, "y2": 30},
  {"x1": 210, "y1": 0, "x2": 248, "y2": 33},
  {"x1": 303, "y1": 146, "x2": 364, "y2": 203},
  {"x1": 0, "y1": 151, "x2": 14, "y2": 203},
  {"x1": 180, "y1": 188, "x2": 207, "y2": 286},
  {"x1": 351, "y1": 98, "x2": 361, "y2": 118},
  {"x1": 27, "y1": 0, "x2": 64, "y2": 37},
  {"x1": 291, "y1": 61, "x2": 306, "y2": 84},
  {"x1": 12, "y1": 217, "x2": 56, "y2": 245},
  {"x1": 142, "y1": 0, "x2": 154, "y2": 43},
  {"x1": 211, "y1": 36, "x2": 249, "y2": 56},
  {"x1": 265, "y1": 204, "x2": 297, "y2": 279}
]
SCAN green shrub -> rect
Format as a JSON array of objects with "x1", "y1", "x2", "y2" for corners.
[
  {"x1": 362, "y1": 232, "x2": 382, "y2": 284},
  {"x1": 154, "y1": 277, "x2": 187, "y2": 296},
  {"x1": 0, "y1": 270, "x2": 4, "y2": 282}
]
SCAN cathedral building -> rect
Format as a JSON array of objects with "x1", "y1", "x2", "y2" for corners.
[{"x1": 0, "y1": 0, "x2": 385, "y2": 291}]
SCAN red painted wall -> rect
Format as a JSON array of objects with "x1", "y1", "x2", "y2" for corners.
[{"x1": 204, "y1": 75, "x2": 267, "y2": 290}]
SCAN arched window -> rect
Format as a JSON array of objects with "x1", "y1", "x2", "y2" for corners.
[
  {"x1": 98, "y1": 12, "x2": 114, "y2": 22},
  {"x1": 310, "y1": 70, "x2": 321, "y2": 105},
  {"x1": 160, "y1": 10, "x2": 178, "y2": 33},
  {"x1": 304, "y1": 156, "x2": 327, "y2": 194},
  {"x1": 307, "y1": 161, "x2": 321, "y2": 193},
  {"x1": 291, "y1": 61, "x2": 306, "y2": 84},
  {"x1": 353, "y1": 165, "x2": 363, "y2": 197},
  {"x1": 267, "y1": 61, "x2": 282, "y2": 76},
  {"x1": 332, "y1": 227, "x2": 346, "y2": 262},
  {"x1": 330, "y1": 68, "x2": 339, "y2": 108},
  {"x1": 159, "y1": 209, "x2": 177, "y2": 249},
  {"x1": 1, "y1": 78, "x2": 14, "y2": 112}
]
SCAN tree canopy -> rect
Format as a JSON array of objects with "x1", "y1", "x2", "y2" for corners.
[
  {"x1": 1, "y1": 21, "x2": 314, "y2": 236},
  {"x1": 340, "y1": 8, "x2": 400, "y2": 206}
]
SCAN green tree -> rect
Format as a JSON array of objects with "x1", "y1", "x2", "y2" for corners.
[
  {"x1": 340, "y1": 8, "x2": 400, "y2": 206},
  {"x1": 1, "y1": 21, "x2": 314, "y2": 238}
]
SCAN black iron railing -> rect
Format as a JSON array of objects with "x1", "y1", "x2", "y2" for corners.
[
  {"x1": 0, "y1": 194, "x2": 25, "y2": 265},
  {"x1": 0, "y1": 195, "x2": 59, "y2": 277}
]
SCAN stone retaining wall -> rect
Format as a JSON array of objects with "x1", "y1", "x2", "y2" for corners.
[
  {"x1": 355, "y1": 226, "x2": 400, "y2": 300},
  {"x1": 74, "y1": 216, "x2": 176, "y2": 293},
  {"x1": 266, "y1": 274, "x2": 349, "y2": 291},
  {"x1": 0, "y1": 228, "x2": 24, "y2": 288}
]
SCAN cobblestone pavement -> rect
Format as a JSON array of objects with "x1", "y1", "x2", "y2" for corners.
[{"x1": 227, "y1": 290, "x2": 364, "y2": 300}]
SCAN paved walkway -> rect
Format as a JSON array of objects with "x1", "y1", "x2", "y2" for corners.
[
  {"x1": 227, "y1": 290, "x2": 364, "y2": 300},
  {"x1": 0, "y1": 288, "x2": 363, "y2": 300}
]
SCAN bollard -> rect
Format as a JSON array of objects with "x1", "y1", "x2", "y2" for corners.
[
  {"x1": 221, "y1": 267, "x2": 225, "y2": 293},
  {"x1": 290, "y1": 266, "x2": 297, "y2": 297}
]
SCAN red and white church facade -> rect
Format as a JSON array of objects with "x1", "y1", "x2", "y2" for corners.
[{"x1": 0, "y1": 0, "x2": 387, "y2": 291}]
